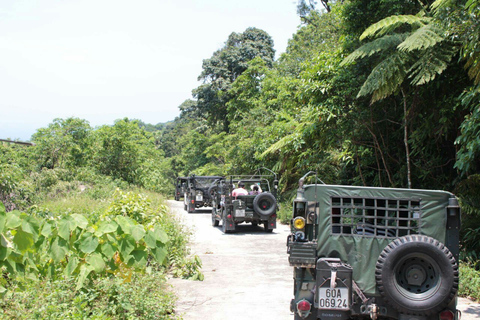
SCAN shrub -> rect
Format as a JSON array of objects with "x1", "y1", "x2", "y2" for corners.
[
  {"x1": 459, "y1": 262, "x2": 480, "y2": 302},
  {"x1": 0, "y1": 273, "x2": 179, "y2": 319}
]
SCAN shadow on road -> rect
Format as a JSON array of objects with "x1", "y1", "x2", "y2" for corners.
[{"x1": 212, "y1": 223, "x2": 278, "y2": 235}]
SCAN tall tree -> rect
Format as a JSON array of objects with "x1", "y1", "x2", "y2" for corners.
[{"x1": 193, "y1": 27, "x2": 275, "y2": 132}]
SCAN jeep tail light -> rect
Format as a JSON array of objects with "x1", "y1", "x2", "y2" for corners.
[
  {"x1": 297, "y1": 299, "x2": 311, "y2": 312},
  {"x1": 191, "y1": 200, "x2": 195, "y2": 204},
  {"x1": 227, "y1": 214, "x2": 232, "y2": 219},
  {"x1": 439, "y1": 310, "x2": 455, "y2": 320}
]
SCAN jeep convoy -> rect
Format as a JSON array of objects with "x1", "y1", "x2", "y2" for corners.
[{"x1": 174, "y1": 170, "x2": 461, "y2": 320}]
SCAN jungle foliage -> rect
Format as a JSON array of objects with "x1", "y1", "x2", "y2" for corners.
[{"x1": 155, "y1": 1, "x2": 480, "y2": 268}]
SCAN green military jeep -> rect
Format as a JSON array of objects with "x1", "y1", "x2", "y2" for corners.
[
  {"x1": 184, "y1": 175, "x2": 223, "y2": 213},
  {"x1": 287, "y1": 172, "x2": 460, "y2": 320},
  {"x1": 174, "y1": 177, "x2": 188, "y2": 201},
  {"x1": 211, "y1": 173, "x2": 279, "y2": 233}
]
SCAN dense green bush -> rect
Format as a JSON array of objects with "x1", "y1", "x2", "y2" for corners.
[{"x1": 459, "y1": 263, "x2": 480, "y2": 302}]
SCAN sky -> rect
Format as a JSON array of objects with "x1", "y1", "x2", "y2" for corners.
[{"x1": 0, "y1": 0, "x2": 301, "y2": 141}]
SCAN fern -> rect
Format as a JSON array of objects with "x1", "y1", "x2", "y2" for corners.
[
  {"x1": 360, "y1": 15, "x2": 431, "y2": 40},
  {"x1": 430, "y1": 0, "x2": 456, "y2": 14},
  {"x1": 341, "y1": 34, "x2": 407, "y2": 66},
  {"x1": 357, "y1": 52, "x2": 409, "y2": 103},
  {"x1": 408, "y1": 46, "x2": 455, "y2": 85},
  {"x1": 397, "y1": 24, "x2": 445, "y2": 52}
]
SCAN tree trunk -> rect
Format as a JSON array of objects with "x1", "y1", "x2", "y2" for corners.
[{"x1": 401, "y1": 89, "x2": 412, "y2": 189}]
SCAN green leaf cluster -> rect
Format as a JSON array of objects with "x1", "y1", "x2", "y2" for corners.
[{"x1": 0, "y1": 197, "x2": 169, "y2": 293}]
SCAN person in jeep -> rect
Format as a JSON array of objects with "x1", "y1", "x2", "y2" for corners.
[
  {"x1": 232, "y1": 181, "x2": 248, "y2": 197},
  {"x1": 287, "y1": 171, "x2": 460, "y2": 320}
]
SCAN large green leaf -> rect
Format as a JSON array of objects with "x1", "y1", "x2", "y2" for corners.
[
  {"x1": 71, "y1": 214, "x2": 89, "y2": 230},
  {"x1": 0, "y1": 206, "x2": 6, "y2": 234},
  {"x1": 40, "y1": 222, "x2": 53, "y2": 237},
  {"x1": 5, "y1": 212, "x2": 21, "y2": 229},
  {"x1": 95, "y1": 221, "x2": 118, "y2": 237},
  {"x1": 50, "y1": 238, "x2": 68, "y2": 263},
  {"x1": 86, "y1": 253, "x2": 106, "y2": 273},
  {"x1": 129, "y1": 250, "x2": 147, "y2": 268},
  {"x1": 58, "y1": 218, "x2": 73, "y2": 240},
  {"x1": 21, "y1": 217, "x2": 40, "y2": 238},
  {"x1": 118, "y1": 235, "x2": 136, "y2": 257},
  {"x1": 131, "y1": 225, "x2": 146, "y2": 242},
  {"x1": 78, "y1": 233, "x2": 99, "y2": 254},
  {"x1": 116, "y1": 216, "x2": 133, "y2": 234},
  {"x1": 144, "y1": 230, "x2": 157, "y2": 249},
  {"x1": 64, "y1": 256, "x2": 79, "y2": 277},
  {"x1": 101, "y1": 242, "x2": 116, "y2": 260},
  {"x1": 153, "y1": 226, "x2": 169, "y2": 244},
  {"x1": 76, "y1": 264, "x2": 94, "y2": 290},
  {"x1": 0, "y1": 245, "x2": 10, "y2": 260},
  {"x1": 151, "y1": 245, "x2": 167, "y2": 264},
  {"x1": 13, "y1": 229, "x2": 34, "y2": 253}
]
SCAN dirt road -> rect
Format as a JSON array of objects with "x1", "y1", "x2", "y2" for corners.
[{"x1": 167, "y1": 200, "x2": 479, "y2": 320}]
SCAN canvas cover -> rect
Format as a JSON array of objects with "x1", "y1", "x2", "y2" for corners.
[{"x1": 304, "y1": 184, "x2": 454, "y2": 295}]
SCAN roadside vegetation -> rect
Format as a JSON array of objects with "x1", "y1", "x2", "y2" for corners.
[{"x1": 2, "y1": 0, "x2": 480, "y2": 309}]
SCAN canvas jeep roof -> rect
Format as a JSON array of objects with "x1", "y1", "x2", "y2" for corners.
[{"x1": 304, "y1": 184, "x2": 455, "y2": 295}]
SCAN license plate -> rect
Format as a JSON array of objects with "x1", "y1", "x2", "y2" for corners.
[
  {"x1": 196, "y1": 195, "x2": 203, "y2": 201},
  {"x1": 318, "y1": 287, "x2": 349, "y2": 310},
  {"x1": 235, "y1": 209, "x2": 245, "y2": 217}
]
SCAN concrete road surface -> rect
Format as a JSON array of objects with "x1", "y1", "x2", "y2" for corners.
[{"x1": 167, "y1": 200, "x2": 480, "y2": 320}]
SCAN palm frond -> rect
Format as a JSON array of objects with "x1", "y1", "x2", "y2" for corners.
[
  {"x1": 465, "y1": 0, "x2": 480, "y2": 13},
  {"x1": 465, "y1": 54, "x2": 480, "y2": 85},
  {"x1": 360, "y1": 15, "x2": 431, "y2": 40},
  {"x1": 260, "y1": 131, "x2": 301, "y2": 158},
  {"x1": 357, "y1": 52, "x2": 409, "y2": 103},
  {"x1": 408, "y1": 46, "x2": 455, "y2": 85},
  {"x1": 341, "y1": 34, "x2": 407, "y2": 66},
  {"x1": 397, "y1": 24, "x2": 445, "y2": 52},
  {"x1": 430, "y1": 0, "x2": 456, "y2": 15}
]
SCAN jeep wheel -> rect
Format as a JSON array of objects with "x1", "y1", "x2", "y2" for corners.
[
  {"x1": 375, "y1": 235, "x2": 458, "y2": 315},
  {"x1": 253, "y1": 193, "x2": 277, "y2": 217},
  {"x1": 212, "y1": 208, "x2": 219, "y2": 227}
]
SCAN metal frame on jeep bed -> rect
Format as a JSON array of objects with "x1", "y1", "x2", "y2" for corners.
[{"x1": 287, "y1": 171, "x2": 460, "y2": 320}]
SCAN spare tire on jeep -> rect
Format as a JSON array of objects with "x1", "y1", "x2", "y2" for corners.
[
  {"x1": 375, "y1": 235, "x2": 458, "y2": 316},
  {"x1": 253, "y1": 192, "x2": 277, "y2": 217}
]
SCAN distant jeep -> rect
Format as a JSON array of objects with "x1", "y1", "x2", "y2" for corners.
[
  {"x1": 287, "y1": 172, "x2": 460, "y2": 320},
  {"x1": 211, "y1": 173, "x2": 279, "y2": 233},
  {"x1": 184, "y1": 175, "x2": 223, "y2": 213},
  {"x1": 175, "y1": 177, "x2": 187, "y2": 201}
]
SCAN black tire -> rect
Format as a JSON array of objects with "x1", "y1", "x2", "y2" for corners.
[
  {"x1": 253, "y1": 193, "x2": 277, "y2": 217},
  {"x1": 212, "y1": 208, "x2": 219, "y2": 227},
  {"x1": 207, "y1": 185, "x2": 217, "y2": 198},
  {"x1": 375, "y1": 235, "x2": 458, "y2": 316},
  {"x1": 184, "y1": 203, "x2": 187, "y2": 211}
]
